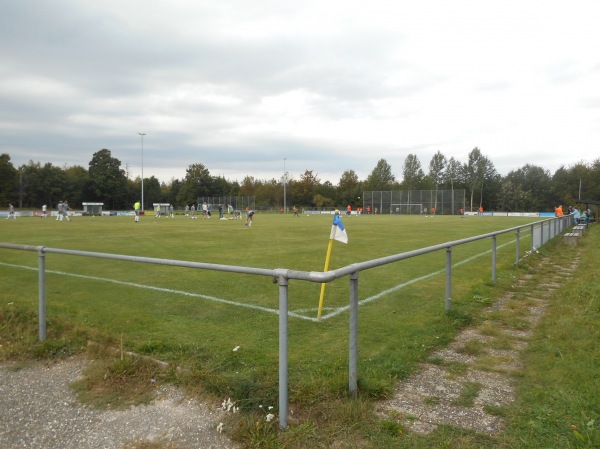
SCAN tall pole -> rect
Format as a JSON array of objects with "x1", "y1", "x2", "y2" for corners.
[
  {"x1": 283, "y1": 157, "x2": 287, "y2": 214},
  {"x1": 138, "y1": 133, "x2": 146, "y2": 211}
]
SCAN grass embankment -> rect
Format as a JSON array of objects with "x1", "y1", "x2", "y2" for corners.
[{"x1": 1, "y1": 215, "x2": 598, "y2": 447}]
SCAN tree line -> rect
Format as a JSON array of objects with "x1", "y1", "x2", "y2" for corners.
[{"x1": 0, "y1": 148, "x2": 598, "y2": 212}]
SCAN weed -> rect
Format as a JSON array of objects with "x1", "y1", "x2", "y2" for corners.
[{"x1": 451, "y1": 382, "x2": 482, "y2": 407}]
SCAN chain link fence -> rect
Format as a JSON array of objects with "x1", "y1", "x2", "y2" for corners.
[
  {"x1": 196, "y1": 196, "x2": 256, "y2": 211},
  {"x1": 362, "y1": 189, "x2": 466, "y2": 215}
]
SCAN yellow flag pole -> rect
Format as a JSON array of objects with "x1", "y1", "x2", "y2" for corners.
[{"x1": 317, "y1": 238, "x2": 334, "y2": 320}]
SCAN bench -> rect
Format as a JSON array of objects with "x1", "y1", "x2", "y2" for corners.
[
  {"x1": 564, "y1": 233, "x2": 579, "y2": 246},
  {"x1": 572, "y1": 225, "x2": 586, "y2": 236}
]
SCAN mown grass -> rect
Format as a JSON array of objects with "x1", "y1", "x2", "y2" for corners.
[{"x1": 1, "y1": 214, "x2": 598, "y2": 447}]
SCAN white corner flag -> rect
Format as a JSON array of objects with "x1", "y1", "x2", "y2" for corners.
[{"x1": 330, "y1": 213, "x2": 348, "y2": 244}]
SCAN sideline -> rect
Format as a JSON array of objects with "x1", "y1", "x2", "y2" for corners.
[{"x1": 0, "y1": 239, "x2": 516, "y2": 323}]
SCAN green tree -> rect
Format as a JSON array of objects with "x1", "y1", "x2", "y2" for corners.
[
  {"x1": 211, "y1": 175, "x2": 233, "y2": 197},
  {"x1": 497, "y1": 179, "x2": 536, "y2": 211},
  {"x1": 315, "y1": 181, "x2": 336, "y2": 208},
  {"x1": 228, "y1": 180, "x2": 241, "y2": 197},
  {"x1": 176, "y1": 163, "x2": 212, "y2": 206},
  {"x1": 64, "y1": 165, "x2": 90, "y2": 208},
  {"x1": 238, "y1": 176, "x2": 257, "y2": 197},
  {"x1": 255, "y1": 178, "x2": 280, "y2": 209},
  {"x1": 428, "y1": 151, "x2": 447, "y2": 209},
  {"x1": 364, "y1": 159, "x2": 396, "y2": 191},
  {"x1": 0, "y1": 154, "x2": 18, "y2": 206},
  {"x1": 17, "y1": 162, "x2": 39, "y2": 208},
  {"x1": 336, "y1": 170, "x2": 362, "y2": 207},
  {"x1": 162, "y1": 178, "x2": 182, "y2": 207},
  {"x1": 443, "y1": 157, "x2": 463, "y2": 189},
  {"x1": 401, "y1": 154, "x2": 425, "y2": 190},
  {"x1": 551, "y1": 160, "x2": 599, "y2": 209},
  {"x1": 293, "y1": 170, "x2": 321, "y2": 207},
  {"x1": 442, "y1": 157, "x2": 464, "y2": 214},
  {"x1": 463, "y1": 148, "x2": 496, "y2": 211},
  {"x1": 428, "y1": 151, "x2": 447, "y2": 191},
  {"x1": 504, "y1": 164, "x2": 552, "y2": 211},
  {"x1": 34, "y1": 162, "x2": 67, "y2": 210},
  {"x1": 144, "y1": 176, "x2": 163, "y2": 207},
  {"x1": 313, "y1": 193, "x2": 334, "y2": 208},
  {"x1": 88, "y1": 149, "x2": 128, "y2": 209},
  {"x1": 15, "y1": 161, "x2": 65, "y2": 209}
]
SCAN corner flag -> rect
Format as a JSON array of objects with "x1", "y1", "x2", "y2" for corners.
[
  {"x1": 318, "y1": 210, "x2": 348, "y2": 320},
  {"x1": 330, "y1": 213, "x2": 348, "y2": 244}
]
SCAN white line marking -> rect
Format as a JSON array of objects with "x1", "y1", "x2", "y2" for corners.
[
  {"x1": 0, "y1": 261, "x2": 314, "y2": 320},
  {"x1": 0, "y1": 239, "x2": 516, "y2": 323},
  {"x1": 306, "y1": 239, "x2": 516, "y2": 321}
]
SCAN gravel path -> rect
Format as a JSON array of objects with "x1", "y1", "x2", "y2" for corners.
[
  {"x1": 380, "y1": 252, "x2": 581, "y2": 434},
  {"x1": 0, "y1": 356, "x2": 239, "y2": 449}
]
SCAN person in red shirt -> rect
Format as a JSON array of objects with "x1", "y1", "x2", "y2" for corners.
[{"x1": 347, "y1": 204, "x2": 352, "y2": 216}]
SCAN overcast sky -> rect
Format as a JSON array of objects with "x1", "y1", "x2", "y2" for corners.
[{"x1": 1, "y1": 1, "x2": 599, "y2": 185}]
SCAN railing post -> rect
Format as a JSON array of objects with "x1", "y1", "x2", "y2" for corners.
[
  {"x1": 515, "y1": 228, "x2": 520, "y2": 265},
  {"x1": 531, "y1": 224, "x2": 535, "y2": 252},
  {"x1": 491, "y1": 235, "x2": 497, "y2": 282},
  {"x1": 445, "y1": 247, "x2": 452, "y2": 311},
  {"x1": 276, "y1": 269, "x2": 289, "y2": 429},
  {"x1": 349, "y1": 271, "x2": 359, "y2": 398},
  {"x1": 38, "y1": 247, "x2": 46, "y2": 341}
]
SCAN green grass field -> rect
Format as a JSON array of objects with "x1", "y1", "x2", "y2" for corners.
[
  {"x1": 6, "y1": 213, "x2": 597, "y2": 448},
  {"x1": 1, "y1": 213, "x2": 537, "y2": 386}
]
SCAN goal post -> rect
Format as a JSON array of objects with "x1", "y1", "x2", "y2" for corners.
[{"x1": 390, "y1": 203, "x2": 423, "y2": 215}]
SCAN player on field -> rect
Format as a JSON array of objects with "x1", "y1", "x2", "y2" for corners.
[
  {"x1": 134, "y1": 200, "x2": 141, "y2": 222},
  {"x1": 62, "y1": 200, "x2": 72, "y2": 221},
  {"x1": 245, "y1": 210, "x2": 255, "y2": 226},
  {"x1": 6, "y1": 203, "x2": 16, "y2": 220}
]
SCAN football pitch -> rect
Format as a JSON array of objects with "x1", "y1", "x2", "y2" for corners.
[{"x1": 0, "y1": 213, "x2": 541, "y2": 402}]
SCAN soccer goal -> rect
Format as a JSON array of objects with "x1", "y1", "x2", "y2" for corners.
[
  {"x1": 364, "y1": 189, "x2": 466, "y2": 215},
  {"x1": 390, "y1": 203, "x2": 423, "y2": 215}
]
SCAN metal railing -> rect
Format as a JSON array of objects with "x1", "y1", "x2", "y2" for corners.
[{"x1": 0, "y1": 214, "x2": 573, "y2": 428}]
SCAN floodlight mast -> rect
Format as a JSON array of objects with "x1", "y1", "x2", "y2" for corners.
[{"x1": 138, "y1": 132, "x2": 146, "y2": 211}]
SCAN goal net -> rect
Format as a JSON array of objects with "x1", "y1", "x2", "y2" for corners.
[{"x1": 390, "y1": 203, "x2": 423, "y2": 215}]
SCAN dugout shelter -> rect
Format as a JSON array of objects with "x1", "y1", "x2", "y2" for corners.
[
  {"x1": 152, "y1": 203, "x2": 172, "y2": 216},
  {"x1": 82, "y1": 202, "x2": 104, "y2": 216}
]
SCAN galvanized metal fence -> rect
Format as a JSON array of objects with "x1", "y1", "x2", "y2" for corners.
[{"x1": 0, "y1": 214, "x2": 573, "y2": 429}]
